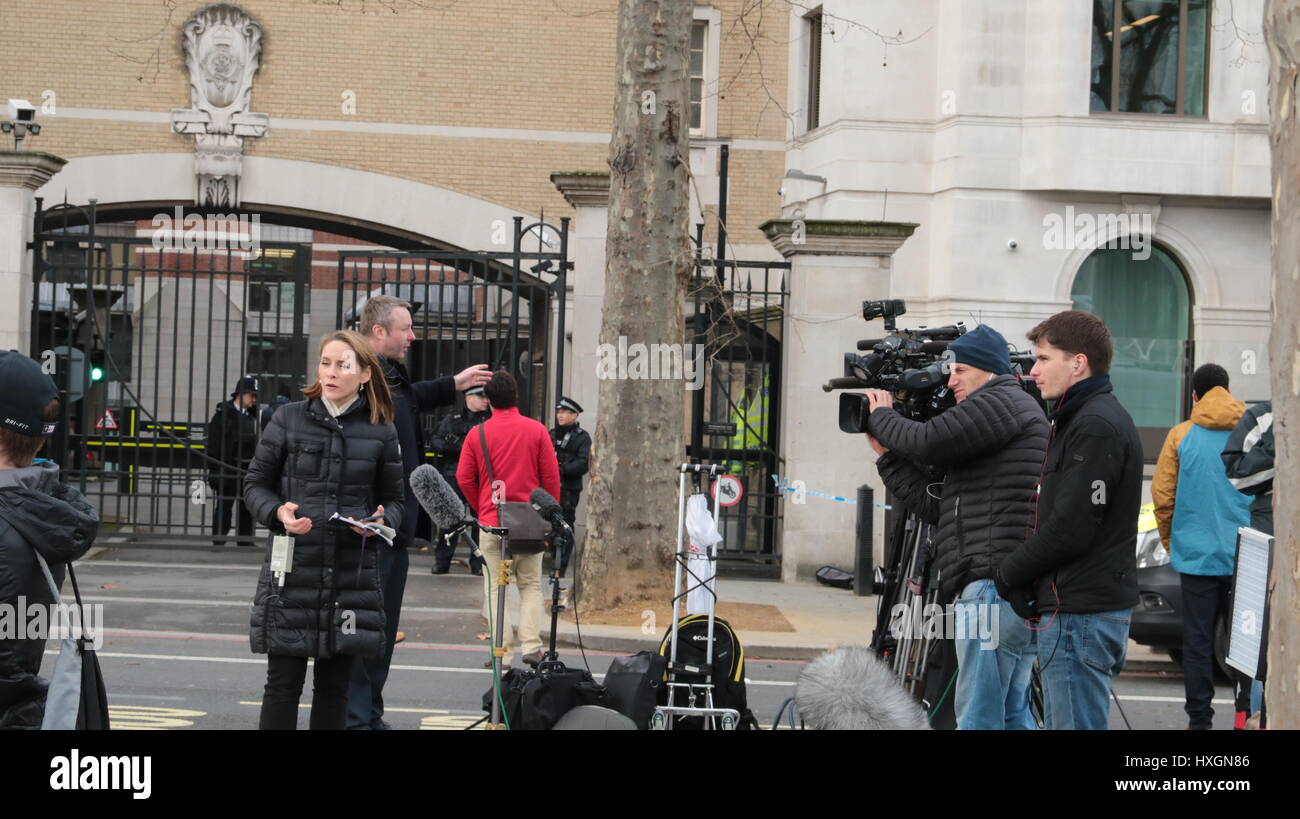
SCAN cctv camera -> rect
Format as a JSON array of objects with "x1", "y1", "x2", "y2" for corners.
[
  {"x1": 1007, "y1": 239, "x2": 1018, "y2": 250},
  {"x1": 778, "y1": 186, "x2": 787, "y2": 198},
  {"x1": 6, "y1": 99, "x2": 36, "y2": 122}
]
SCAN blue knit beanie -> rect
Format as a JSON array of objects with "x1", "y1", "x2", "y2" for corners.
[{"x1": 948, "y1": 325, "x2": 1011, "y2": 375}]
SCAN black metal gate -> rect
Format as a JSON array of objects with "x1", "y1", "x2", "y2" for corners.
[
  {"x1": 29, "y1": 200, "x2": 310, "y2": 546},
  {"x1": 29, "y1": 201, "x2": 570, "y2": 547},
  {"x1": 686, "y1": 224, "x2": 790, "y2": 571},
  {"x1": 334, "y1": 216, "x2": 571, "y2": 437}
]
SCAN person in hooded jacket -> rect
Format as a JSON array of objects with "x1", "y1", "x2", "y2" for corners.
[
  {"x1": 0, "y1": 352, "x2": 99, "y2": 729},
  {"x1": 244, "y1": 331, "x2": 405, "y2": 730},
  {"x1": 1152, "y1": 363, "x2": 1252, "y2": 730}
]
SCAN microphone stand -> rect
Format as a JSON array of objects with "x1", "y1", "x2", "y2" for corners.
[
  {"x1": 466, "y1": 515, "x2": 510, "y2": 731},
  {"x1": 538, "y1": 520, "x2": 573, "y2": 674}
]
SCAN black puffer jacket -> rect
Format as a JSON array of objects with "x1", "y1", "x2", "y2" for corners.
[
  {"x1": 0, "y1": 462, "x2": 98, "y2": 728},
  {"x1": 244, "y1": 396, "x2": 405, "y2": 660},
  {"x1": 870, "y1": 375, "x2": 1049, "y2": 602},
  {"x1": 999, "y1": 376, "x2": 1142, "y2": 615}
]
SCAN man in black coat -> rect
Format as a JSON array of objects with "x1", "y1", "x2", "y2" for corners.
[
  {"x1": 550, "y1": 396, "x2": 590, "y2": 578},
  {"x1": 429, "y1": 385, "x2": 490, "y2": 574},
  {"x1": 348, "y1": 294, "x2": 491, "y2": 730},
  {"x1": 996, "y1": 310, "x2": 1142, "y2": 730},
  {"x1": 207, "y1": 376, "x2": 259, "y2": 545},
  {"x1": 865, "y1": 324, "x2": 1048, "y2": 730}
]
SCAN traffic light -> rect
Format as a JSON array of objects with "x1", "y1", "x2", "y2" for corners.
[{"x1": 89, "y1": 350, "x2": 106, "y2": 383}]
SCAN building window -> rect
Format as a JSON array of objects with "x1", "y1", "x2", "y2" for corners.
[
  {"x1": 1070, "y1": 244, "x2": 1190, "y2": 433},
  {"x1": 805, "y1": 8, "x2": 823, "y2": 131},
  {"x1": 1091, "y1": 0, "x2": 1210, "y2": 116},
  {"x1": 690, "y1": 20, "x2": 707, "y2": 133}
]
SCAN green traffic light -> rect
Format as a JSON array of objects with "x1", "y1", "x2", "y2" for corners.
[{"x1": 90, "y1": 366, "x2": 104, "y2": 382}]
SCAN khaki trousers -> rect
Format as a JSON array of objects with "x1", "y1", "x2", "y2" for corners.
[{"x1": 479, "y1": 531, "x2": 543, "y2": 666}]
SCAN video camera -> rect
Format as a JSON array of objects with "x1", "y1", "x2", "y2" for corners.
[{"x1": 824, "y1": 299, "x2": 1037, "y2": 432}]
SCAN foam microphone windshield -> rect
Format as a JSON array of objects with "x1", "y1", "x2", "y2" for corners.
[
  {"x1": 529, "y1": 488, "x2": 565, "y2": 526},
  {"x1": 409, "y1": 464, "x2": 467, "y2": 531},
  {"x1": 795, "y1": 646, "x2": 932, "y2": 730}
]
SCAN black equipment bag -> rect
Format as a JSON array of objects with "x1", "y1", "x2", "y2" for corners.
[
  {"x1": 519, "y1": 667, "x2": 604, "y2": 730},
  {"x1": 657, "y1": 614, "x2": 757, "y2": 729},
  {"x1": 481, "y1": 668, "x2": 532, "y2": 728},
  {"x1": 480, "y1": 666, "x2": 604, "y2": 730},
  {"x1": 816, "y1": 565, "x2": 853, "y2": 589},
  {"x1": 603, "y1": 650, "x2": 668, "y2": 729},
  {"x1": 921, "y1": 637, "x2": 957, "y2": 731}
]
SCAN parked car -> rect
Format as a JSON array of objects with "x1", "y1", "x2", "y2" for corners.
[{"x1": 1129, "y1": 503, "x2": 1231, "y2": 678}]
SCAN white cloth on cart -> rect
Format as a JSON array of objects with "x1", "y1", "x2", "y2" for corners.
[{"x1": 685, "y1": 493, "x2": 723, "y2": 616}]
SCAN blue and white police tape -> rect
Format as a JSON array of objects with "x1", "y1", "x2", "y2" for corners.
[{"x1": 771, "y1": 475, "x2": 891, "y2": 508}]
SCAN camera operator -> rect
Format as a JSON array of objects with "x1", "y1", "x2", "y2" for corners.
[{"x1": 864, "y1": 324, "x2": 1048, "y2": 730}]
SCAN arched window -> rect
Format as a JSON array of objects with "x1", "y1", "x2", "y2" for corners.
[{"x1": 1070, "y1": 243, "x2": 1191, "y2": 435}]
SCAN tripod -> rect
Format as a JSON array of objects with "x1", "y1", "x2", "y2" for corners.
[{"x1": 869, "y1": 509, "x2": 942, "y2": 695}]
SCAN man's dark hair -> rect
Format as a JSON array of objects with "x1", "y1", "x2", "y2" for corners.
[
  {"x1": 0, "y1": 399, "x2": 59, "y2": 468},
  {"x1": 484, "y1": 370, "x2": 517, "y2": 409},
  {"x1": 1026, "y1": 310, "x2": 1114, "y2": 376},
  {"x1": 1192, "y1": 363, "x2": 1230, "y2": 398}
]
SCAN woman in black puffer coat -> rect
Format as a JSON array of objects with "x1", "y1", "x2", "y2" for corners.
[{"x1": 244, "y1": 330, "x2": 405, "y2": 730}]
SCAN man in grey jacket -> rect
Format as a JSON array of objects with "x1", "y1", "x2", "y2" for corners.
[{"x1": 865, "y1": 325, "x2": 1048, "y2": 729}]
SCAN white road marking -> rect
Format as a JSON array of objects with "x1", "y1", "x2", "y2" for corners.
[
  {"x1": 48, "y1": 649, "x2": 799, "y2": 686},
  {"x1": 80, "y1": 595, "x2": 477, "y2": 614}
]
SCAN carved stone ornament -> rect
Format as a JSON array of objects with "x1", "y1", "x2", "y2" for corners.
[{"x1": 169, "y1": 3, "x2": 269, "y2": 208}]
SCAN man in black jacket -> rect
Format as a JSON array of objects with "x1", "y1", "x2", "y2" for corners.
[
  {"x1": 207, "y1": 376, "x2": 259, "y2": 545},
  {"x1": 429, "y1": 385, "x2": 490, "y2": 574},
  {"x1": 0, "y1": 352, "x2": 99, "y2": 729},
  {"x1": 348, "y1": 294, "x2": 491, "y2": 730},
  {"x1": 866, "y1": 324, "x2": 1048, "y2": 730},
  {"x1": 996, "y1": 310, "x2": 1142, "y2": 730},
  {"x1": 550, "y1": 396, "x2": 590, "y2": 578}
]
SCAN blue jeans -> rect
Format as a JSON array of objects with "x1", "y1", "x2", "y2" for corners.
[
  {"x1": 952, "y1": 579, "x2": 1038, "y2": 730},
  {"x1": 1035, "y1": 609, "x2": 1131, "y2": 730}
]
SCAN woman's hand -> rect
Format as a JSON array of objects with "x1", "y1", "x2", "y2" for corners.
[
  {"x1": 350, "y1": 504, "x2": 385, "y2": 536},
  {"x1": 277, "y1": 502, "x2": 312, "y2": 535}
]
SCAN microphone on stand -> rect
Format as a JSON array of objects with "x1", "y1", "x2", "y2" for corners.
[
  {"x1": 409, "y1": 464, "x2": 481, "y2": 559},
  {"x1": 529, "y1": 488, "x2": 570, "y2": 534}
]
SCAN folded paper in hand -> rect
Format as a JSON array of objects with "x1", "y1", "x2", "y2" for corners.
[{"x1": 329, "y1": 513, "x2": 396, "y2": 546}]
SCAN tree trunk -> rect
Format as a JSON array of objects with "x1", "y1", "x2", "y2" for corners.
[
  {"x1": 577, "y1": 0, "x2": 692, "y2": 613},
  {"x1": 1264, "y1": 0, "x2": 1299, "y2": 729}
]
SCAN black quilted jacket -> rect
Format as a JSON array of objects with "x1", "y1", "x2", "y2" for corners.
[
  {"x1": 870, "y1": 375, "x2": 1049, "y2": 603},
  {"x1": 244, "y1": 396, "x2": 405, "y2": 660}
]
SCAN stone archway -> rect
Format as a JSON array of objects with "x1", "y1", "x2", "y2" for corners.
[{"x1": 35, "y1": 152, "x2": 534, "y2": 251}]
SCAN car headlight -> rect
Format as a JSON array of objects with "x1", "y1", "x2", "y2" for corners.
[{"x1": 1135, "y1": 528, "x2": 1169, "y2": 569}]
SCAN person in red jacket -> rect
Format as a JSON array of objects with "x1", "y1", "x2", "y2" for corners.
[{"x1": 457, "y1": 370, "x2": 561, "y2": 668}]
